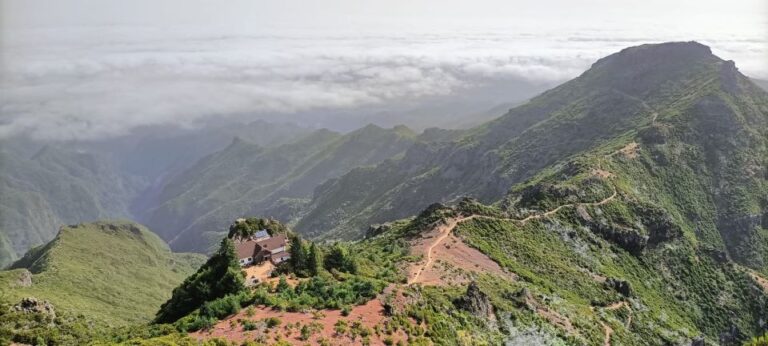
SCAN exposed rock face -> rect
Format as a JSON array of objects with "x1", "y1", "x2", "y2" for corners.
[
  {"x1": 702, "y1": 247, "x2": 729, "y2": 264},
  {"x1": 577, "y1": 200, "x2": 681, "y2": 255},
  {"x1": 635, "y1": 205, "x2": 683, "y2": 246},
  {"x1": 365, "y1": 223, "x2": 392, "y2": 238},
  {"x1": 456, "y1": 281, "x2": 495, "y2": 321},
  {"x1": 605, "y1": 277, "x2": 633, "y2": 297},
  {"x1": 581, "y1": 217, "x2": 648, "y2": 255},
  {"x1": 12, "y1": 297, "x2": 55, "y2": 318}
]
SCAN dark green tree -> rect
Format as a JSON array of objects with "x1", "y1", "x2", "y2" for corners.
[
  {"x1": 276, "y1": 275, "x2": 290, "y2": 293},
  {"x1": 307, "y1": 243, "x2": 323, "y2": 276},
  {"x1": 289, "y1": 234, "x2": 307, "y2": 275},
  {"x1": 324, "y1": 243, "x2": 358, "y2": 274},
  {"x1": 153, "y1": 238, "x2": 245, "y2": 324}
]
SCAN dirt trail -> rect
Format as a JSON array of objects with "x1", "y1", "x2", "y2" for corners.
[
  {"x1": 597, "y1": 301, "x2": 632, "y2": 345},
  {"x1": 408, "y1": 186, "x2": 618, "y2": 285},
  {"x1": 476, "y1": 187, "x2": 617, "y2": 225},
  {"x1": 600, "y1": 321, "x2": 613, "y2": 346},
  {"x1": 605, "y1": 301, "x2": 632, "y2": 328},
  {"x1": 408, "y1": 217, "x2": 467, "y2": 284},
  {"x1": 606, "y1": 142, "x2": 640, "y2": 159}
]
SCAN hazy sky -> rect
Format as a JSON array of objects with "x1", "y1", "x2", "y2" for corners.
[{"x1": 1, "y1": 0, "x2": 766, "y2": 140}]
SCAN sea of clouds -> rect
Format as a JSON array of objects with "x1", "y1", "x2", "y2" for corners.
[{"x1": 1, "y1": 24, "x2": 765, "y2": 140}]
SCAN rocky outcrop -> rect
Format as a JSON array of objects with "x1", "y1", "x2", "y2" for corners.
[
  {"x1": 12, "y1": 297, "x2": 55, "y2": 318},
  {"x1": 581, "y1": 218, "x2": 648, "y2": 255},
  {"x1": 634, "y1": 204, "x2": 683, "y2": 246},
  {"x1": 365, "y1": 223, "x2": 392, "y2": 238},
  {"x1": 605, "y1": 277, "x2": 632, "y2": 297},
  {"x1": 456, "y1": 281, "x2": 495, "y2": 321},
  {"x1": 577, "y1": 200, "x2": 682, "y2": 255}
]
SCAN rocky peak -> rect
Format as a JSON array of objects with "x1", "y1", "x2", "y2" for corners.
[
  {"x1": 591, "y1": 41, "x2": 715, "y2": 71},
  {"x1": 583, "y1": 41, "x2": 724, "y2": 98}
]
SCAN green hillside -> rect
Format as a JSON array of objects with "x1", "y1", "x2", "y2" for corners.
[
  {"x1": 294, "y1": 42, "x2": 768, "y2": 254},
  {"x1": 0, "y1": 221, "x2": 205, "y2": 325},
  {"x1": 146, "y1": 124, "x2": 418, "y2": 253},
  {"x1": 0, "y1": 147, "x2": 143, "y2": 266}
]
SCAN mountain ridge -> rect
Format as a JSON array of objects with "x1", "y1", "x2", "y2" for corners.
[
  {"x1": 144, "y1": 124, "x2": 419, "y2": 252},
  {"x1": 0, "y1": 221, "x2": 205, "y2": 325},
  {"x1": 293, "y1": 41, "x2": 768, "y2": 249}
]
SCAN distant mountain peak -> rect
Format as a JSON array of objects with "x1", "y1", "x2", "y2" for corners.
[
  {"x1": 569, "y1": 41, "x2": 732, "y2": 99},
  {"x1": 592, "y1": 41, "x2": 716, "y2": 69},
  {"x1": 225, "y1": 136, "x2": 259, "y2": 150}
]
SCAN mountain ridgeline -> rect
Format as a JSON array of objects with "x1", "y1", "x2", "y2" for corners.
[
  {"x1": 1, "y1": 41, "x2": 767, "y2": 345},
  {"x1": 0, "y1": 221, "x2": 205, "y2": 325},
  {"x1": 143, "y1": 124, "x2": 420, "y2": 252},
  {"x1": 0, "y1": 121, "x2": 311, "y2": 267},
  {"x1": 292, "y1": 42, "x2": 768, "y2": 270},
  {"x1": 0, "y1": 147, "x2": 143, "y2": 266}
]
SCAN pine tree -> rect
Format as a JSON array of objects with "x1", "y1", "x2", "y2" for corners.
[
  {"x1": 289, "y1": 234, "x2": 306, "y2": 274},
  {"x1": 324, "y1": 243, "x2": 357, "y2": 274},
  {"x1": 307, "y1": 243, "x2": 323, "y2": 276},
  {"x1": 154, "y1": 238, "x2": 244, "y2": 324},
  {"x1": 276, "y1": 275, "x2": 290, "y2": 293}
]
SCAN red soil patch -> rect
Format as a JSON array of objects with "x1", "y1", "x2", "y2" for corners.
[
  {"x1": 191, "y1": 298, "x2": 407, "y2": 345},
  {"x1": 407, "y1": 218, "x2": 459, "y2": 284},
  {"x1": 407, "y1": 217, "x2": 514, "y2": 286},
  {"x1": 413, "y1": 234, "x2": 516, "y2": 285}
]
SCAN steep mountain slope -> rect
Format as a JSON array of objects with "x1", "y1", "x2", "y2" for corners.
[
  {"x1": 0, "y1": 221, "x2": 205, "y2": 325},
  {"x1": 186, "y1": 46, "x2": 768, "y2": 343},
  {"x1": 146, "y1": 125, "x2": 418, "y2": 252},
  {"x1": 295, "y1": 42, "x2": 766, "y2": 249},
  {"x1": 0, "y1": 120, "x2": 310, "y2": 267},
  {"x1": 0, "y1": 146, "x2": 142, "y2": 266},
  {"x1": 108, "y1": 120, "x2": 311, "y2": 182},
  {"x1": 753, "y1": 78, "x2": 768, "y2": 92}
]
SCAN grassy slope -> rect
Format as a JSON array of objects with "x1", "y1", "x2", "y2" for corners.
[
  {"x1": 329, "y1": 47, "x2": 768, "y2": 344},
  {"x1": 0, "y1": 221, "x2": 205, "y2": 326},
  {"x1": 0, "y1": 147, "x2": 142, "y2": 267},
  {"x1": 446, "y1": 76, "x2": 767, "y2": 343}
]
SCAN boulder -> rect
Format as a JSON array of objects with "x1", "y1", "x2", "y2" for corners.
[
  {"x1": 12, "y1": 297, "x2": 55, "y2": 318},
  {"x1": 456, "y1": 281, "x2": 495, "y2": 321},
  {"x1": 605, "y1": 277, "x2": 633, "y2": 297}
]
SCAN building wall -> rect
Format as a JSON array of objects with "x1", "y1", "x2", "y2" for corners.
[{"x1": 239, "y1": 257, "x2": 254, "y2": 266}]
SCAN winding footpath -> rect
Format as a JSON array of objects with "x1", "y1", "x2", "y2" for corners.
[
  {"x1": 406, "y1": 180, "x2": 626, "y2": 345},
  {"x1": 407, "y1": 218, "x2": 464, "y2": 284},
  {"x1": 408, "y1": 186, "x2": 618, "y2": 285},
  {"x1": 600, "y1": 301, "x2": 632, "y2": 345}
]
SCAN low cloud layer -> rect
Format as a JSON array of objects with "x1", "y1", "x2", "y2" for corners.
[{"x1": 1, "y1": 1, "x2": 766, "y2": 140}]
